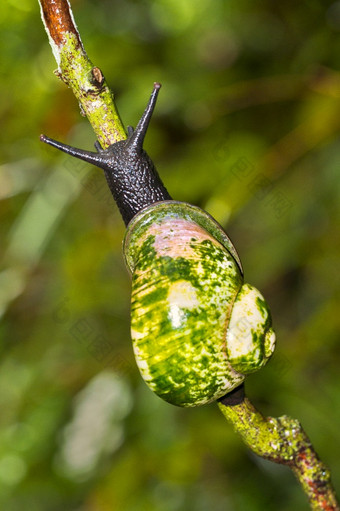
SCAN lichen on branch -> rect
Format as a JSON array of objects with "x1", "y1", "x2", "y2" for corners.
[
  {"x1": 39, "y1": 0, "x2": 126, "y2": 147},
  {"x1": 219, "y1": 389, "x2": 339, "y2": 511}
]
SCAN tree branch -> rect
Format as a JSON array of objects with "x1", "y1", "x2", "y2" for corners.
[
  {"x1": 219, "y1": 386, "x2": 339, "y2": 510},
  {"x1": 39, "y1": 0, "x2": 126, "y2": 147}
]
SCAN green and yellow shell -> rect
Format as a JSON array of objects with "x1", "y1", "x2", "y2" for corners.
[{"x1": 124, "y1": 201, "x2": 276, "y2": 407}]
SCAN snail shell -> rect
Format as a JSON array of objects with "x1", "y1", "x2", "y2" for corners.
[{"x1": 124, "y1": 201, "x2": 275, "y2": 407}]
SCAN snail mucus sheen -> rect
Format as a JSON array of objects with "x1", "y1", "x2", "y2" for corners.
[{"x1": 40, "y1": 83, "x2": 276, "y2": 407}]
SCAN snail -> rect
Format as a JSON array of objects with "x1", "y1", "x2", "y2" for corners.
[{"x1": 40, "y1": 83, "x2": 276, "y2": 407}]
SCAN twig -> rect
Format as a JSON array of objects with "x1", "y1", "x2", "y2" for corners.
[
  {"x1": 219, "y1": 386, "x2": 339, "y2": 510},
  {"x1": 39, "y1": 0, "x2": 126, "y2": 147}
]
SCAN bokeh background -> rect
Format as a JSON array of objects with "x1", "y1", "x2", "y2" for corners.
[{"x1": 1, "y1": 0, "x2": 340, "y2": 509}]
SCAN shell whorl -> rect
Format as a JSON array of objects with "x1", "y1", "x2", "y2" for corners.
[
  {"x1": 125, "y1": 201, "x2": 246, "y2": 406},
  {"x1": 124, "y1": 201, "x2": 275, "y2": 407}
]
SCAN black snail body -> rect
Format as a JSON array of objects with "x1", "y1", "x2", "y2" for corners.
[
  {"x1": 40, "y1": 83, "x2": 170, "y2": 225},
  {"x1": 41, "y1": 83, "x2": 276, "y2": 407}
]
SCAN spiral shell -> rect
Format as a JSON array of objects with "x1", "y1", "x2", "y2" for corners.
[{"x1": 124, "y1": 201, "x2": 275, "y2": 407}]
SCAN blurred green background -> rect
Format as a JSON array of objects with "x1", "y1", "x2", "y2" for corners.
[{"x1": 1, "y1": 0, "x2": 340, "y2": 509}]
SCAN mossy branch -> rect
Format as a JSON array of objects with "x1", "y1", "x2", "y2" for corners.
[
  {"x1": 38, "y1": 1, "x2": 339, "y2": 509},
  {"x1": 219, "y1": 386, "x2": 339, "y2": 510},
  {"x1": 39, "y1": 0, "x2": 126, "y2": 147}
]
